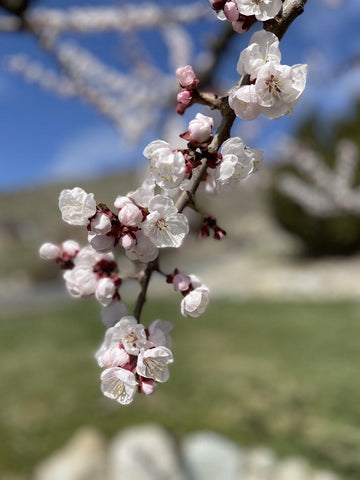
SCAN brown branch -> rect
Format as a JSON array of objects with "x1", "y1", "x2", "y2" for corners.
[
  {"x1": 263, "y1": 0, "x2": 307, "y2": 41},
  {"x1": 132, "y1": 0, "x2": 308, "y2": 322},
  {"x1": 133, "y1": 259, "x2": 159, "y2": 320}
]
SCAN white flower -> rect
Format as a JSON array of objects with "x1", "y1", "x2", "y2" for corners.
[
  {"x1": 229, "y1": 84, "x2": 261, "y2": 121},
  {"x1": 125, "y1": 230, "x2": 159, "y2": 263},
  {"x1": 95, "y1": 277, "x2": 116, "y2": 307},
  {"x1": 59, "y1": 187, "x2": 97, "y2": 226},
  {"x1": 101, "y1": 367, "x2": 137, "y2": 405},
  {"x1": 235, "y1": 0, "x2": 282, "y2": 21},
  {"x1": 144, "y1": 140, "x2": 185, "y2": 190},
  {"x1": 114, "y1": 316, "x2": 149, "y2": 356},
  {"x1": 101, "y1": 300, "x2": 128, "y2": 328},
  {"x1": 142, "y1": 195, "x2": 189, "y2": 248},
  {"x1": 238, "y1": 31, "x2": 281, "y2": 80},
  {"x1": 39, "y1": 242, "x2": 61, "y2": 260},
  {"x1": 90, "y1": 212, "x2": 112, "y2": 234},
  {"x1": 148, "y1": 319, "x2": 173, "y2": 349},
  {"x1": 137, "y1": 346, "x2": 174, "y2": 383},
  {"x1": 214, "y1": 137, "x2": 263, "y2": 192},
  {"x1": 63, "y1": 266, "x2": 98, "y2": 298},
  {"x1": 181, "y1": 286, "x2": 210, "y2": 318},
  {"x1": 255, "y1": 62, "x2": 308, "y2": 119}
]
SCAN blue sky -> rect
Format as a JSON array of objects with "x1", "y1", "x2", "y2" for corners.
[{"x1": 1, "y1": 0, "x2": 360, "y2": 192}]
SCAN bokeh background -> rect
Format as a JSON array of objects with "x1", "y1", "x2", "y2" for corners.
[{"x1": 2, "y1": 0, "x2": 360, "y2": 479}]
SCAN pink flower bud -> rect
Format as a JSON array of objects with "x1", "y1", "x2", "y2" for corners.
[
  {"x1": 173, "y1": 273, "x2": 191, "y2": 292},
  {"x1": 188, "y1": 113, "x2": 214, "y2": 146},
  {"x1": 95, "y1": 277, "x2": 116, "y2": 307},
  {"x1": 224, "y1": 1, "x2": 239, "y2": 21},
  {"x1": 90, "y1": 212, "x2": 112, "y2": 234},
  {"x1": 61, "y1": 239, "x2": 80, "y2": 257},
  {"x1": 39, "y1": 242, "x2": 61, "y2": 260},
  {"x1": 118, "y1": 203, "x2": 143, "y2": 227},
  {"x1": 177, "y1": 90, "x2": 192, "y2": 105},
  {"x1": 121, "y1": 233, "x2": 136, "y2": 250},
  {"x1": 114, "y1": 195, "x2": 132, "y2": 210},
  {"x1": 139, "y1": 377, "x2": 157, "y2": 396},
  {"x1": 176, "y1": 65, "x2": 196, "y2": 88},
  {"x1": 101, "y1": 345, "x2": 130, "y2": 368}
]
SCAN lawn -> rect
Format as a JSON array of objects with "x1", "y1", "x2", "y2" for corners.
[{"x1": 1, "y1": 299, "x2": 360, "y2": 478}]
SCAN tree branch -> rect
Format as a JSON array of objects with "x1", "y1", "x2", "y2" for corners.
[{"x1": 132, "y1": 0, "x2": 308, "y2": 322}]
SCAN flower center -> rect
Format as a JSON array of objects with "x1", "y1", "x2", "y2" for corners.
[
  {"x1": 126, "y1": 331, "x2": 138, "y2": 348},
  {"x1": 156, "y1": 218, "x2": 168, "y2": 231},
  {"x1": 144, "y1": 357, "x2": 166, "y2": 380},
  {"x1": 266, "y1": 74, "x2": 282, "y2": 99}
]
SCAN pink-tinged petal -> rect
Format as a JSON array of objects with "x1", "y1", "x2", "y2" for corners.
[
  {"x1": 101, "y1": 367, "x2": 137, "y2": 405},
  {"x1": 229, "y1": 85, "x2": 261, "y2": 121},
  {"x1": 137, "y1": 346, "x2": 174, "y2": 383},
  {"x1": 125, "y1": 230, "x2": 159, "y2": 263},
  {"x1": 39, "y1": 242, "x2": 61, "y2": 260}
]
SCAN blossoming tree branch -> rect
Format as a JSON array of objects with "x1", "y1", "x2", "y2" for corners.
[{"x1": 39, "y1": 0, "x2": 308, "y2": 406}]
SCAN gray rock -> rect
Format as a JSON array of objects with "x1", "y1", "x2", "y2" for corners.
[
  {"x1": 33, "y1": 427, "x2": 106, "y2": 480},
  {"x1": 311, "y1": 472, "x2": 339, "y2": 480},
  {"x1": 243, "y1": 448, "x2": 277, "y2": 479},
  {"x1": 108, "y1": 423, "x2": 183, "y2": 480},
  {"x1": 182, "y1": 431, "x2": 242, "y2": 480},
  {"x1": 274, "y1": 458, "x2": 312, "y2": 480}
]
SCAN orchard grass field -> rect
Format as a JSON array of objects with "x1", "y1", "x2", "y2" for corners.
[{"x1": 1, "y1": 299, "x2": 360, "y2": 478}]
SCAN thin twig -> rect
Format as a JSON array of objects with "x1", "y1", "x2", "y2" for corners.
[{"x1": 133, "y1": 259, "x2": 159, "y2": 320}]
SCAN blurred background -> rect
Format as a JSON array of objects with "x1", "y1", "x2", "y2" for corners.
[{"x1": 1, "y1": 0, "x2": 360, "y2": 479}]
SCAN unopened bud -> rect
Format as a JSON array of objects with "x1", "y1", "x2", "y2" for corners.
[
  {"x1": 61, "y1": 240, "x2": 80, "y2": 257},
  {"x1": 39, "y1": 242, "x2": 61, "y2": 260},
  {"x1": 176, "y1": 65, "x2": 196, "y2": 88}
]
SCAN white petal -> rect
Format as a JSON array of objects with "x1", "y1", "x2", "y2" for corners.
[
  {"x1": 100, "y1": 367, "x2": 137, "y2": 405},
  {"x1": 136, "y1": 347, "x2": 173, "y2": 383}
]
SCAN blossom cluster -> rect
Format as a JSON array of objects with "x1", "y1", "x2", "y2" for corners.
[
  {"x1": 229, "y1": 31, "x2": 308, "y2": 120},
  {"x1": 209, "y1": 0, "x2": 282, "y2": 33},
  {"x1": 39, "y1": 106, "x2": 264, "y2": 405},
  {"x1": 39, "y1": 0, "x2": 308, "y2": 407},
  {"x1": 96, "y1": 316, "x2": 174, "y2": 405}
]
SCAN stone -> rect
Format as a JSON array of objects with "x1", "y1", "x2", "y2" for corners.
[
  {"x1": 274, "y1": 458, "x2": 313, "y2": 480},
  {"x1": 33, "y1": 427, "x2": 106, "y2": 480},
  {"x1": 243, "y1": 447, "x2": 277, "y2": 479},
  {"x1": 108, "y1": 423, "x2": 183, "y2": 480},
  {"x1": 182, "y1": 431, "x2": 243, "y2": 480},
  {"x1": 311, "y1": 472, "x2": 339, "y2": 480}
]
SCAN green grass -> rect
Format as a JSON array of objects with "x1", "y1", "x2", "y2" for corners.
[{"x1": 1, "y1": 299, "x2": 360, "y2": 478}]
